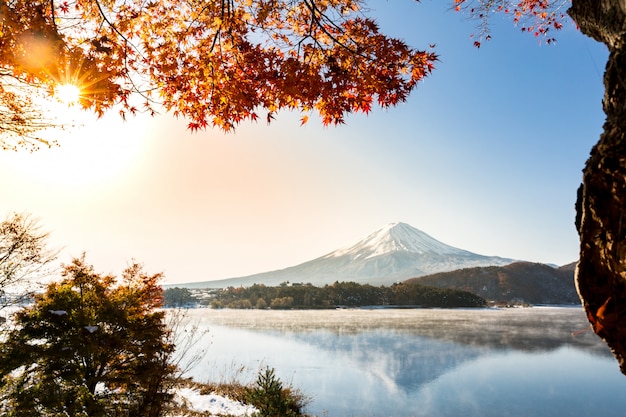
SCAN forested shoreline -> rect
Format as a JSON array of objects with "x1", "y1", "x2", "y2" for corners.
[{"x1": 164, "y1": 281, "x2": 487, "y2": 309}]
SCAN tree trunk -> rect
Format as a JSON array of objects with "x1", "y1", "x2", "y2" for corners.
[{"x1": 569, "y1": 0, "x2": 626, "y2": 374}]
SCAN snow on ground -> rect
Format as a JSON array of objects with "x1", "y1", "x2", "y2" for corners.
[{"x1": 173, "y1": 387, "x2": 258, "y2": 417}]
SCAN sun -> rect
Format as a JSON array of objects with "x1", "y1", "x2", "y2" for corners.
[{"x1": 55, "y1": 83, "x2": 82, "y2": 105}]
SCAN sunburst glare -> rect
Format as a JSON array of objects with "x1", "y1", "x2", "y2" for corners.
[{"x1": 55, "y1": 83, "x2": 81, "y2": 105}]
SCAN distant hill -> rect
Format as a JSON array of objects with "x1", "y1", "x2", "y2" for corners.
[
  {"x1": 175, "y1": 222, "x2": 515, "y2": 288},
  {"x1": 405, "y1": 261, "x2": 580, "y2": 305}
]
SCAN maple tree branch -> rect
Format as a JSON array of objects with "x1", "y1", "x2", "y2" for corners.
[
  {"x1": 302, "y1": 0, "x2": 368, "y2": 61},
  {"x1": 92, "y1": 0, "x2": 129, "y2": 46},
  {"x1": 454, "y1": 0, "x2": 570, "y2": 44},
  {"x1": 210, "y1": 26, "x2": 223, "y2": 54},
  {"x1": 89, "y1": 0, "x2": 148, "y2": 68},
  {"x1": 201, "y1": 1, "x2": 235, "y2": 54},
  {"x1": 47, "y1": 0, "x2": 59, "y2": 34},
  {"x1": 221, "y1": 0, "x2": 234, "y2": 21},
  {"x1": 305, "y1": 0, "x2": 347, "y2": 35},
  {"x1": 74, "y1": 0, "x2": 159, "y2": 111},
  {"x1": 185, "y1": 2, "x2": 212, "y2": 35}
]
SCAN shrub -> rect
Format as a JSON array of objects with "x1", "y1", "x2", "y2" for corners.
[{"x1": 246, "y1": 367, "x2": 308, "y2": 417}]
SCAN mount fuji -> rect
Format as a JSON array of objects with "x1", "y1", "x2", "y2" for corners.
[{"x1": 181, "y1": 222, "x2": 516, "y2": 288}]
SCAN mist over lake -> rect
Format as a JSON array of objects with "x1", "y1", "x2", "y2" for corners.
[{"x1": 176, "y1": 307, "x2": 626, "y2": 417}]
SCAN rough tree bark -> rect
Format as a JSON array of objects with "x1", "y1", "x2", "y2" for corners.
[{"x1": 569, "y1": 0, "x2": 626, "y2": 374}]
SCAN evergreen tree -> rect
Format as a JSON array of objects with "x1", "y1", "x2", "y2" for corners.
[
  {"x1": 247, "y1": 367, "x2": 300, "y2": 417},
  {"x1": 0, "y1": 256, "x2": 176, "y2": 417}
]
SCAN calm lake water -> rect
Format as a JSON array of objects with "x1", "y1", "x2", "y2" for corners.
[{"x1": 175, "y1": 307, "x2": 626, "y2": 417}]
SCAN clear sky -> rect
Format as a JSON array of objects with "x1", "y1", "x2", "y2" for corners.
[{"x1": 0, "y1": 1, "x2": 609, "y2": 284}]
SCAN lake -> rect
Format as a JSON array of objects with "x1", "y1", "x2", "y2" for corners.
[{"x1": 175, "y1": 307, "x2": 626, "y2": 417}]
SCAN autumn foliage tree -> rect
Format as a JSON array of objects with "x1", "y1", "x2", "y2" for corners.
[
  {"x1": 0, "y1": 256, "x2": 176, "y2": 416},
  {"x1": 0, "y1": 0, "x2": 436, "y2": 147}
]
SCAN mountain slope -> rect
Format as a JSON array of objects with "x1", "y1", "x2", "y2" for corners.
[
  {"x1": 406, "y1": 261, "x2": 580, "y2": 304},
  {"x1": 179, "y1": 222, "x2": 515, "y2": 288}
]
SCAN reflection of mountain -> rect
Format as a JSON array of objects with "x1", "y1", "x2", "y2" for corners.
[
  {"x1": 282, "y1": 330, "x2": 486, "y2": 391},
  {"x1": 179, "y1": 222, "x2": 514, "y2": 288}
]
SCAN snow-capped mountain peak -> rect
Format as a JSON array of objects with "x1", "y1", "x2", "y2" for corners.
[
  {"x1": 329, "y1": 222, "x2": 468, "y2": 259},
  {"x1": 179, "y1": 221, "x2": 515, "y2": 288}
]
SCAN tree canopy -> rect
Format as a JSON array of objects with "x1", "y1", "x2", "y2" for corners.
[
  {"x1": 0, "y1": 256, "x2": 176, "y2": 416},
  {"x1": 0, "y1": 0, "x2": 570, "y2": 147},
  {"x1": 0, "y1": 0, "x2": 440, "y2": 147}
]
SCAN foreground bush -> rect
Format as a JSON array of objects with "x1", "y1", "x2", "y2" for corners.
[{"x1": 246, "y1": 368, "x2": 309, "y2": 417}]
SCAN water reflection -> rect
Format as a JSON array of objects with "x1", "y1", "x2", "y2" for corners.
[
  {"x1": 284, "y1": 330, "x2": 485, "y2": 390},
  {"x1": 180, "y1": 308, "x2": 626, "y2": 417}
]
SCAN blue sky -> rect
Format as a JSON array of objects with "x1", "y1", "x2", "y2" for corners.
[{"x1": 0, "y1": 1, "x2": 608, "y2": 284}]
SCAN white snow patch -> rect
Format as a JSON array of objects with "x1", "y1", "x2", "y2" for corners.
[
  {"x1": 173, "y1": 387, "x2": 258, "y2": 417},
  {"x1": 49, "y1": 310, "x2": 68, "y2": 316},
  {"x1": 84, "y1": 325, "x2": 99, "y2": 333}
]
